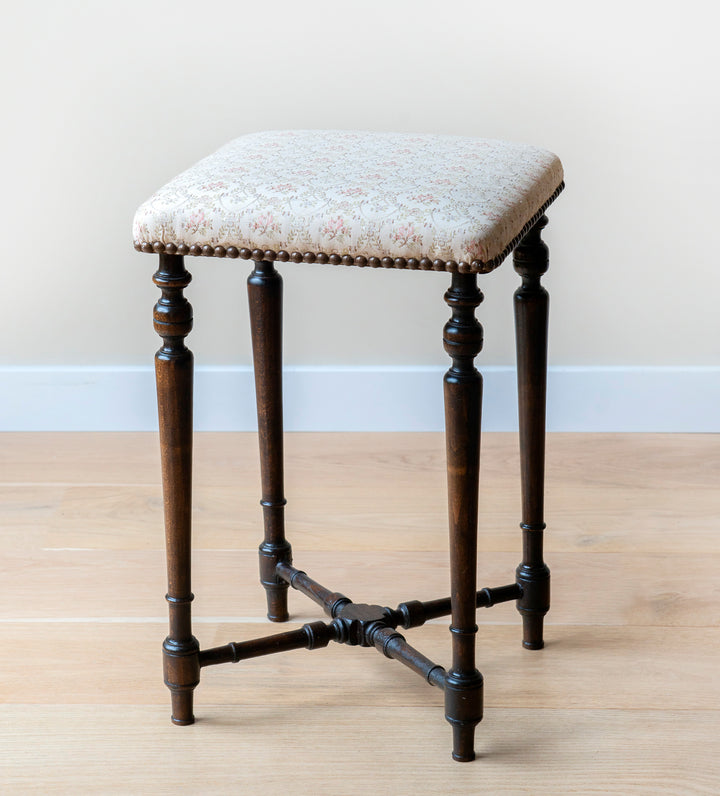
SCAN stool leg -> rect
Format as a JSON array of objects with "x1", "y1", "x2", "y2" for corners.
[
  {"x1": 153, "y1": 253, "x2": 200, "y2": 725},
  {"x1": 248, "y1": 260, "x2": 291, "y2": 622},
  {"x1": 442, "y1": 272, "x2": 485, "y2": 762},
  {"x1": 514, "y1": 216, "x2": 551, "y2": 650}
]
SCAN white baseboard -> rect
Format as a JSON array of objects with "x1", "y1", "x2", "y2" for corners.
[{"x1": 1, "y1": 365, "x2": 718, "y2": 432}]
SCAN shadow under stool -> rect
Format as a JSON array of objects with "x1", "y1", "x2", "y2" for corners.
[{"x1": 133, "y1": 130, "x2": 564, "y2": 762}]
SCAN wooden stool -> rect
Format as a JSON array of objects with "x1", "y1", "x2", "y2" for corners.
[{"x1": 133, "y1": 130, "x2": 564, "y2": 762}]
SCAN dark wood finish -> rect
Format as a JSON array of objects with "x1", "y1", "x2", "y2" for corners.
[
  {"x1": 442, "y1": 272, "x2": 485, "y2": 762},
  {"x1": 514, "y1": 216, "x2": 552, "y2": 650},
  {"x1": 247, "y1": 261, "x2": 292, "y2": 622},
  {"x1": 401, "y1": 583, "x2": 522, "y2": 625},
  {"x1": 278, "y1": 560, "x2": 520, "y2": 628},
  {"x1": 200, "y1": 566, "x2": 452, "y2": 691},
  {"x1": 276, "y1": 562, "x2": 351, "y2": 617},
  {"x1": 153, "y1": 253, "x2": 200, "y2": 725},
  {"x1": 199, "y1": 621, "x2": 337, "y2": 667},
  {"x1": 372, "y1": 627, "x2": 447, "y2": 686},
  {"x1": 146, "y1": 212, "x2": 558, "y2": 761}
]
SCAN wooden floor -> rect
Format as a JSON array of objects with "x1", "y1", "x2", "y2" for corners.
[{"x1": 1, "y1": 433, "x2": 719, "y2": 794}]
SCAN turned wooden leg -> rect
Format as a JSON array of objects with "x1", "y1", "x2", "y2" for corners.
[
  {"x1": 153, "y1": 253, "x2": 200, "y2": 725},
  {"x1": 248, "y1": 260, "x2": 292, "y2": 622},
  {"x1": 514, "y1": 216, "x2": 551, "y2": 650},
  {"x1": 442, "y1": 272, "x2": 484, "y2": 762}
]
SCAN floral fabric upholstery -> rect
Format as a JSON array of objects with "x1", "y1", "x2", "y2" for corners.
[{"x1": 133, "y1": 130, "x2": 563, "y2": 270}]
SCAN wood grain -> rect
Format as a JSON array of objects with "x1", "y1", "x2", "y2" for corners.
[
  {"x1": 1, "y1": 432, "x2": 719, "y2": 793},
  {"x1": 2, "y1": 622, "x2": 718, "y2": 711},
  {"x1": 1, "y1": 706, "x2": 718, "y2": 795},
  {"x1": 2, "y1": 549, "x2": 719, "y2": 627}
]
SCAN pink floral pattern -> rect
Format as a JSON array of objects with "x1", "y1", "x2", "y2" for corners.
[
  {"x1": 321, "y1": 216, "x2": 350, "y2": 242},
  {"x1": 391, "y1": 223, "x2": 422, "y2": 249},
  {"x1": 133, "y1": 130, "x2": 563, "y2": 265},
  {"x1": 182, "y1": 210, "x2": 209, "y2": 235},
  {"x1": 250, "y1": 212, "x2": 281, "y2": 237}
]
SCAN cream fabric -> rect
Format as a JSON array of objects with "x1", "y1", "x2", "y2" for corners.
[{"x1": 133, "y1": 130, "x2": 563, "y2": 266}]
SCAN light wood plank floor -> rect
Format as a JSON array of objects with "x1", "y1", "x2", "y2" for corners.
[{"x1": 1, "y1": 433, "x2": 718, "y2": 794}]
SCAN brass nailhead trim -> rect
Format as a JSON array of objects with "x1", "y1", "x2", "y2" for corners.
[{"x1": 135, "y1": 182, "x2": 564, "y2": 275}]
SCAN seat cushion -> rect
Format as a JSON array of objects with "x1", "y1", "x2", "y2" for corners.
[{"x1": 133, "y1": 130, "x2": 563, "y2": 273}]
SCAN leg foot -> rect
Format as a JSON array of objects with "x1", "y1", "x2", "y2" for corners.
[
  {"x1": 521, "y1": 611, "x2": 545, "y2": 650},
  {"x1": 163, "y1": 633, "x2": 200, "y2": 724},
  {"x1": 445, "y1": 670, "x2": 483, "y2": 762},
  {"x1": 451, "y1": 725, "x2": 476, "y2": 762},
  {"x1": 170, "y1": 690, "x2": 196, "y2": 726}
]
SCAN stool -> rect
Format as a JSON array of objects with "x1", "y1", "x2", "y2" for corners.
[{"x1": 133, "y1": 130, "x2": 564, "y2": 762}]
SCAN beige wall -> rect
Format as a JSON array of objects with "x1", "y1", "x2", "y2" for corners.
[{"x1": 3, "y1": 1, "x2": 718, "y2": 370}]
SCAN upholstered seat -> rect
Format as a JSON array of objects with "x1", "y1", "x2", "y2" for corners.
[{"x1": 134, "y1": 130, "x2": 563, "y2": 272}]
